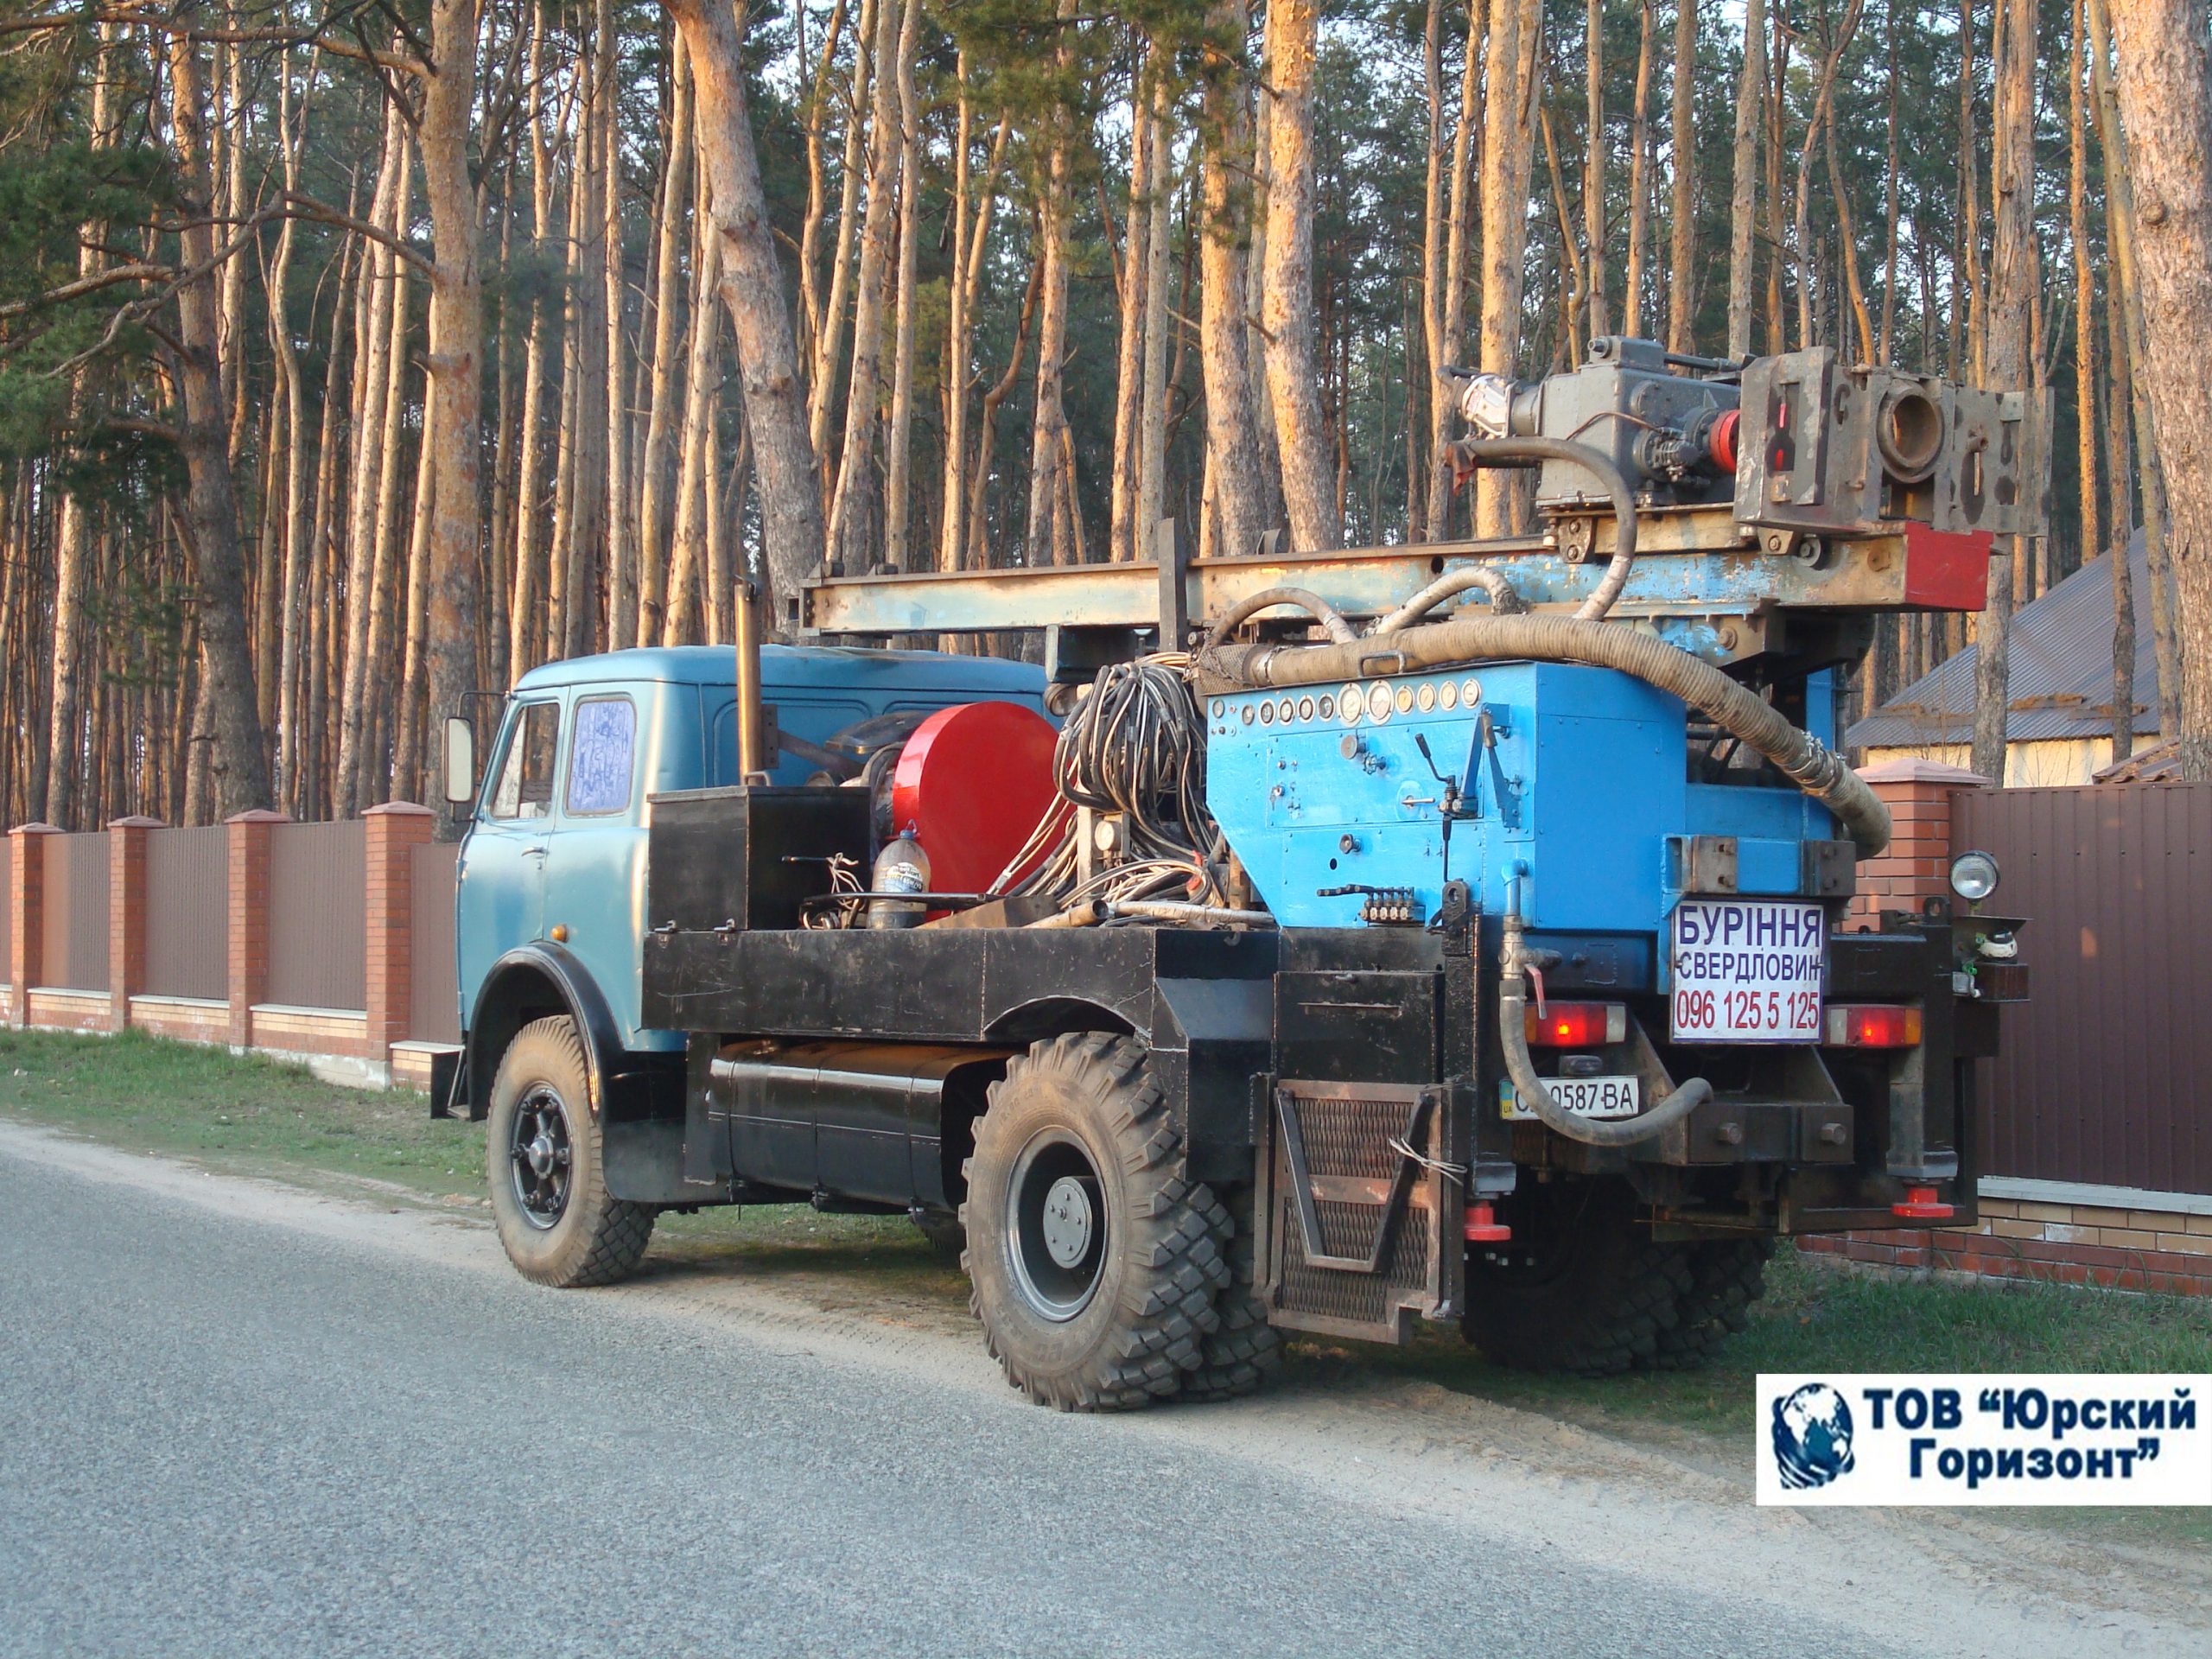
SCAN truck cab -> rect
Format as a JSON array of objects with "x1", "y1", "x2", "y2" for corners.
[{"x1": 452, "y1": 644, "x2": 1046, "y2": 1091}]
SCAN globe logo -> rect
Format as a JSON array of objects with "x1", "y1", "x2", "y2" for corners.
[{"x1": 1772, "y1": 1382, "x2": 1857, "y2": 1489}]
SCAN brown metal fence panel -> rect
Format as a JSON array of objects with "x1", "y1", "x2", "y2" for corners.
[
  {"x1": 266, "y1": 819, "x2": 366, "y2": 1010},
  {"x1": 1955, "y1": 782, "x2": 2212, "y2": 1194},
  {"x1": 409, "y1": 842, "x2": 461, "y2": 1044},
  {"x1": 144, "y1": 826, "x2": 229, "y2": 1001},
  {"x1": 39, "y1": 832, "x2": 110, "y2": 991},
  {"x1": 0, "y1": 838, "x2": 12, "y2": 984}
]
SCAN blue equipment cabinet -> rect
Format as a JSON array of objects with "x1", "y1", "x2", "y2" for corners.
[{"x1": 1204, "y1": 662, "x2": 1841, "y2": 985}]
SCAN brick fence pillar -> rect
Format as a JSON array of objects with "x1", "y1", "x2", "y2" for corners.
[
  {"x1": 7, "y1": 823, "x2": 60, "y2": 1026},
  {"x1": 108, "y1": 817, "x2": 162, "y2": 1033},
  {"x1": 226, "y1": 810, "x2": 288, "y2": 1047},
  {"x1": 365, "y1": 803, "x2": 436, "y2": 1065},
  {"x1": 1848, "y1": 758, "x2": 1991, "y2": 925}
]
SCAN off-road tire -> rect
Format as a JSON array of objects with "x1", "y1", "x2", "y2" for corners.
[
  {"x1": 486, "y1": 1016, "x2": 655, "y2": 1287},
  {"x1": 1462, "y1": 1179, "x2": 1690, "y2": 1376},
  {"x1": 1179, "y1": 1186, "x2": 1285, "y2": 1402},
  {"x1": 1649, "y1": 1236, "x2": 1776, "y2": 1370},
  {"x1": 961, "y1": 1033, "x2": 1227, "y2": 1410},
  {"x1": 913, "y1": 1208, "x2": 966, "y2": 1266}
]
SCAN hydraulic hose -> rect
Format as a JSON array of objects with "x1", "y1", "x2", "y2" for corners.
[
  {"x1": 1500, "y1": 910, "x2": 1713, "y2": 1147},
  {"x1": 1200, "y1": 586, "x2": 1360, "y2": 648},
  {"x1": 1201, "y1": 612, "x2": 1890, "y2": 855},
  {"x1": 1370, "y1": 564, "x2": 1529, "y2": 634},
  {"x1": 1449, "y1": 436, "x2": 1639, "y2": 621}
]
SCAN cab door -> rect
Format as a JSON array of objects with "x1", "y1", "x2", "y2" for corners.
[
  {"x1": 456, "y1": 696, "x2": 563, "y2": 1018},
  {"x1": 536, "y1": 690, "x2": 660, "y2": 1048}
]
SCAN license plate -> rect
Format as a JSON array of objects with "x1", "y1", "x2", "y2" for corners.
[
  {"x1": 1500, "y1": 1075, "x2": 1642, "y2": 1122},
  {"x1": 1670, "y1": 897, "x2": 1824, "y2": 1042}
]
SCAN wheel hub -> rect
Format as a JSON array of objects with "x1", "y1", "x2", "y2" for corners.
[
  {"x1": 1039, "y1": 1176, "x2": 1094, "y2": 1268},
  {"x1": 508, "y1": 1088, "x2": 573, "y2": 1230},
  {"x1": 1005, "y1": 1128, "x2": 1108, "y2": 1322}
]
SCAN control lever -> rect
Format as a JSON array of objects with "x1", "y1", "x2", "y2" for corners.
[{"x1": 1410, "y1": 729, "x2": 1480, "y2": 886}]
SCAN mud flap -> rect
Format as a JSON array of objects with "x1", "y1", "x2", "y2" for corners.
[{"x1": 1254, "y1": 1079, "x2": 1459, "y2": 1345}]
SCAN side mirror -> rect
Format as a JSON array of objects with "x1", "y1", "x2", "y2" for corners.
[{"x1": 443, "y1": 715, "x2": 478, "y2": 805}]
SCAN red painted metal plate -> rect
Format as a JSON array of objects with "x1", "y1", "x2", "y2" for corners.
[
  {"x1": 1901, "y1": 521, "x2": 1994, "y2": 611},
  {"x1": 890, "y1": 702, "x2": 1061, "y2": 894}
]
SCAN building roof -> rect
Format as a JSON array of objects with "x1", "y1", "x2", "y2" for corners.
[{"x1": 1847, "y1": 533, "x2": 2158, "y2": 749}]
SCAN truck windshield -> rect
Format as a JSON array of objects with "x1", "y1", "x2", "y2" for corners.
[{"x1": 488, "y1": 701, "x2": 560, "y2": 819}]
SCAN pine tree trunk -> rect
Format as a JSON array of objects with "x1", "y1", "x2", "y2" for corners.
[
  {"x1": 512, "y1": 9, "x2": 556, "y2": 680},
  {"x1": 1970, "y1": 0, "x2": 2032, "y2": 786},
  {"x1": 1476, "y1": 0, "x2": 1541, "y2": 536},
  {"x1": 165, "y1": 29, "x2": 269, "y2": 817},
  {"x1": 1624, "y1": 0, "x2": 1656, "y2": 338},
  {"x1": 2106, "y1": 0, "x2": 2212, "y2": 776},
  {"x1": 665, "y1": 163, "x2": 721, "y2": 646},
  {"x1": 1424, "y1": 0, "x2": 1483, "y2": 541},
  {"x1": 671, "y1": 0, "x2": 829, "y2": 629},
  {"x1": 419, "y1": 0, "x2": 485, "y2": 822},
  {"x1": 1727, "y1": 0, "x2": 1764, "y2": 358},
  {"x1": 1261, "y1": 0, "x2": 1341, "y2": 551},
  {"x1": 638, "y1": 41, "x2": 692, "y2": 643},
  {"x1": 1665, "y1": 0, "x2": 1696, "y2": 353},
  {"x1": 882, "y1": 0, "x2": 925, "y2": 569},
  {"x1": 2089, "y1": 0, "x2": 2182, "y2": 737},
  {"x1": 1109, "y1": 52, "x2": 1152, "y2": 568},
  {"x1": 1198, "y1": 1, "x2": 1268, "y2": 566},
  {"x1": 1583, "y1": 0, "x2": 1606, "y2": 339},
  {"x1": 809, "y1": 0, "x2": 876, "y2": 491},
  {"x1": 1027, "y1": 0, "x2": 1079, "y2": 568},
  {"x1": 1135, "y1": 65, "x2": 1174, "y2": 560},
  {"x1": 823, "y1": 0, "x2": 900, "y2": 573}
]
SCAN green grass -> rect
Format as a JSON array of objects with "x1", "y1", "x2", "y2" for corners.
[
  {"x1": 0, "y1": 1027, "x2": 486, "y2": 1198},
  {"x1": 5, "y1": 1026, "x2": 2208, "y2": 1546}
]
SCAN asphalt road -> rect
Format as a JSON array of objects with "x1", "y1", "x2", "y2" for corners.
[{"x1": 0, "y1": 1128, "x2": 2200, "y2": 1659}]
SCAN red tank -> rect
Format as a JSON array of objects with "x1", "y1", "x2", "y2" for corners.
[{"x1": 889, "y1": 702, "x2": 1062, "y2": 894}]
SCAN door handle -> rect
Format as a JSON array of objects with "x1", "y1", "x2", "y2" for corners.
[{"x1": 524, "y1": 844, "x2": 549, "y2": 861}]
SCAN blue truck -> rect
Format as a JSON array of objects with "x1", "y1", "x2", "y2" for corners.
[{"x1": 446, "y1": 341, "x2": 2035, "y2": 1408}]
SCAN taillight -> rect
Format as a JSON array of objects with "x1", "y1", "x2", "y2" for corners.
[
  {"x1": 1525, "y1": 1002, "x2": 1628, "y2": 1046},
  {"x1": 1824, "y1": 1004, "x2": 1923, "y2": 1047}
]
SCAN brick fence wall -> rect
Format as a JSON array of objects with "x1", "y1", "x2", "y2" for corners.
[{"x1": 1, "y1": 806, "x2": 460, "y2": 1093}]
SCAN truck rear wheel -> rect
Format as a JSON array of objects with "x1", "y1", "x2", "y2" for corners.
[
  {"x1": 1649, "y1": 1237, "x2": 1775, "y2": 1369},
  {"x1": 1462, "y1": 1179, "x2": 1689, "y2": 1376},
  {"x1": 486, "y1": 1015, "x2": 655, "y2": 1287},
  {"x1": 962, "y1": 1033, "x2": 1227, "y2": 1410},
  {"x1": 1179, "y1": 1187, "x2": 1285, "y2": 1402}
]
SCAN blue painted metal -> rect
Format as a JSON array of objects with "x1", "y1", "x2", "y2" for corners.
[
  {"x1": 1205, "y1": 664, "x2": 1839, "y2": 988},
  {"x1": 458, "y1": 645, "x2": 1046, "y2": 1048}
]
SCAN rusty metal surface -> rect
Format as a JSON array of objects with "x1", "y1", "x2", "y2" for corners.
[
  {"x1": 409, "y1": 842, "x2": 461, "y2": 1044},
  {"x1": 267, "y1": 819, "x2": 366, "y2": 1012},
  {"x1": 804, "y1": 507, "x2": 1918, "y2": 642},
  {"x1": 1956, "y1": 781, "x2": 2212, "y2": 1193},
  {"x1": 41, "y1": 832, "x2": 110, "y2": 992},
  {"x1": 145, "y1": 827, "x2": 228, "y2": 1001}
]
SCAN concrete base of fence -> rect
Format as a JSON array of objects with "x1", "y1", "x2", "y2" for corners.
[
  {"x1": 0, "y1": 978, "x2": 462, "y2": 1098},
  {"x1": 23, "y1": 989, "x2": 110, "y2": 1033},
  {"x1": 128, "y1": 996, "x2": 231, "y2": 1045},
  {"x1": 1801, "y1": 1192, "x2": 2212, "y2": 1298}
]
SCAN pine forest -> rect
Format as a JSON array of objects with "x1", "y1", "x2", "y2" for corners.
[{"x1": 3, "y1": 0, "x2": 2212, "y2": 829}]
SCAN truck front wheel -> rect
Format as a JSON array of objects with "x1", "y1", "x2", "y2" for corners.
[
  {"x1": 486, "y1": 1015, "x2": 656, "y2": 1287},
  {"x1": 962, "y1": 1033, "x2": 1227, "y2": 1410}
]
